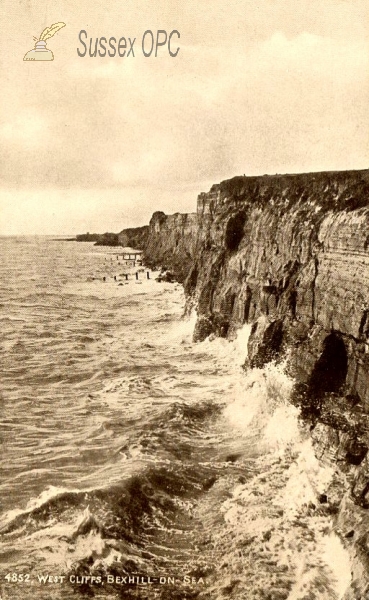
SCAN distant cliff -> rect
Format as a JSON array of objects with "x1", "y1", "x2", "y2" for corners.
[
  {"x1": 74, "y1": 228, "x2": 148, "y2": 248},
  {"x1": 75, "y1": 233, "x2": 101, "y2": 242},
  {"x1": 142, "y1": 211, "x2": 197, "y2": 282},
  {"x1": 94, "y1": 232, "x2": 120, "y2": 246},
  {"x1": 75, "y1": 232, "x2": 119, "y2": 246},
  {"x1": 117, "y1": 226, "x2": 149, "y2": 249}
]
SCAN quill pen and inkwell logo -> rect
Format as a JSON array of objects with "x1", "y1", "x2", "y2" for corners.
[{"x1": 23, "y1": 22, "x2": 66, "y2": 61}]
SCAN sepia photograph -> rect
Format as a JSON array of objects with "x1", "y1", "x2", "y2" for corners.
[{"x1": 0, "y1": 0, "x2": 369, "y2": 598}]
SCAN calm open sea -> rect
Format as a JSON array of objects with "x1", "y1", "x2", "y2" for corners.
[{"x1": 0, "y1": 237, "x2": 351, "y2": 600}]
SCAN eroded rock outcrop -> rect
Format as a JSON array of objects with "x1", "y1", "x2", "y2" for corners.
[
  {"x1": 117, "y1": 225, "x2": 149, "y2": 249},
  {"x1": 143, "y1": 211, "x2": 197, "y2": 282}
]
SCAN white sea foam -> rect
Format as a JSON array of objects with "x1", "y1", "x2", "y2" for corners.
[
  {"x1": 0, "y1": 485, "x2": 76, "y2": 528},
  {"x1": 322, "y1": 534, "x2": 352, "y2": 599}
]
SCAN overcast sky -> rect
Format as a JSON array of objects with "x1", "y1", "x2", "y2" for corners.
[{"x1": 0, "y1": 0, "x2": 368, "y2": 234}]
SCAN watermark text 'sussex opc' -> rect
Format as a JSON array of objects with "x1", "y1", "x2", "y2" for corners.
[{"x1": 77, "y1": 30, "x2": 180, "y2": 58}]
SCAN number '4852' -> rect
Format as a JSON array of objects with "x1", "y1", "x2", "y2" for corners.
[{"x1": 5, "y1": 573, "x2": 30, "y2": 583}]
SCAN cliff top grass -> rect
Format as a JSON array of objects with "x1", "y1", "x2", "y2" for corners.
[{"x1": 204, "y1": 168, "x2": 369, "y2": 214}]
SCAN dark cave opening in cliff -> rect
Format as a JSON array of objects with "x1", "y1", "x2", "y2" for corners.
[
  {"x1": 308, "y1": 333, "x2": 348, "y2": 398},
  {"x1": 225, "y1": 212, "x2": 247, "y2": 252}
]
